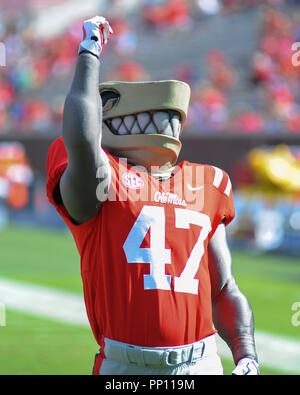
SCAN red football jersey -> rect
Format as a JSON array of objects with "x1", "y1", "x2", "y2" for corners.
[{"x1": 46, "y1": 137, "x2": 235, "y2": 347}]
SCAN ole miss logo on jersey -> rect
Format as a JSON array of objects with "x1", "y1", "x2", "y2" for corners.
[
  {"x1": 118, "y1": 167, "x2": 205, "y2": 209},
  {"x1": 122, "y1": 172, "x2": 144, "y2": 190}
]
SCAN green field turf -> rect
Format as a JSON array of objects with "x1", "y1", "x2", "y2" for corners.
[
  {"x1": 0, "y1": 309, "x2": 280, "y2": 375},
  {"x1": 0, "y1": 309, "x2": 97, "y2": 375},
  {"x1": 0, "y1": 225, "x2": 299, "y2": 375}
]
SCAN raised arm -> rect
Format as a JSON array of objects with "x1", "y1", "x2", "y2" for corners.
[
  {"x1": 208, "y1": 222, "x2": 259, "y2": 375},
  {"x1": 59, "y1": 17, "x2": 113, "y2": 224}
]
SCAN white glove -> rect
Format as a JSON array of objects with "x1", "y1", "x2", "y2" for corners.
[
  {"x1": 232, "y1": 357, "x2": 259, "y2": 375},
  {"x1": 78, "y1": 16, "x2": 113, "y2": 58}
]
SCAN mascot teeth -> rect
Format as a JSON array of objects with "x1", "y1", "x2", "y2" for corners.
[
  {"x1": 163, "y1": 122, "x2": 173, "y2": 136},
  {"x1": 130, "y1": 121, "x2": 141, "y2": 134},
  {"x1": 124, "y1": 115, "x2": 135, "y2": 130},
  {"x1": 106, "y1": 111, "x2": 181, "y2": 138},
  {"x1": 117, "y1": 123, "x2": 127, "y2": 135},
  {"x1": 144, "y1": 118, "x2": 157, "y2": 134},
  {"x1": 111, "y1": 117, "x2": 122, "y2": 130},
  {"x1": 153, "y1": 111, "x2": 170, "y2": 133},
  {"x1": 171, "y1": 114, "x2": 181, "y2": 139},
  {"x1": 137, "y1": 112, "x2": 151, "y2": 130}
]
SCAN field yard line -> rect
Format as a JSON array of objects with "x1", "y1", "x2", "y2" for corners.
[
  {"x1": 0, "y1": 279, "x2": 89, "y2": 326},
  {"x1": 0, "y1": 278, "x2": 299, "y2": 374}
]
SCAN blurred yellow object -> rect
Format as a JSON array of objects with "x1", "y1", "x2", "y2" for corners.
[{"x1": 247, "y1": 144, "x2": 300, "y2": 193}]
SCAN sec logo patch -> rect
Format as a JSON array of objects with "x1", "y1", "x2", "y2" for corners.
[{"x1": 122, "y1": 172, "x2": 144, "y2": 190}]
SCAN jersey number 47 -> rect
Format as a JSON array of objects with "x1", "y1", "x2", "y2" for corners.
[{"x1": 123, "y1": 205, "x2": 212, "y2": 295}]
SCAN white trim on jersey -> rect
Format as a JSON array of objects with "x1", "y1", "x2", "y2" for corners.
[
  {"x1": 224, "y1": 177, "x2": 232, "y2": 197},
  {"x1": 212, "y1": 166, "x2": 232, "y2": 197},
  {"x1": 212, "y1": 166, "x2": 223, "y2": 188}
]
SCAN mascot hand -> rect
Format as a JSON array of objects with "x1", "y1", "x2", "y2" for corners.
[
  {"x1": 78, "y1": 16, "x2": 113, "y2": 58},
  {"x1": 232, "y1": 357, "x2": 259, "y2": 375}
]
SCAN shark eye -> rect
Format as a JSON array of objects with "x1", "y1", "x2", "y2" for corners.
[{"x1": 100, "y1": 89, "x2": 120, "y2": 113}]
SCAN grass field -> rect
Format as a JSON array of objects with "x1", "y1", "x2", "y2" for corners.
[{"x1": 0, "y1": 225, "x2": 299, "y2": 375}]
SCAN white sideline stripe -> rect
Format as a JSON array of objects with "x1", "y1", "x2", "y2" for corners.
[
  {"x1": 0, "y1": 278, "x2": 300, "y2": 374},
  {"x1": 216, "y1": 333, "x2": 300, "y2": 374},
  {"x1": 0, "y1": 279, "x2": 89, "y2": 326},
  {"x1": 212, "y1": 166, "x2": 223, "y2": 188}
]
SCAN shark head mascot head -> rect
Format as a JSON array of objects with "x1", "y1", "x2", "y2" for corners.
[{"x1": 99, "y1": 80, "x2": 191, "y2": 175}]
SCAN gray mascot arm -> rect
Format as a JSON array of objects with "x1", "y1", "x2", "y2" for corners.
[
  {"x1": 59, "y1": 17, "x2": 112, "y2": 224},
  {"x1": 208, "y1": 222, "x2": 259, "y2": 375}
]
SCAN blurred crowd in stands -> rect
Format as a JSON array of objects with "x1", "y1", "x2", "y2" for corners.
[
  {"x1": 0, "y1": 0, "x2": 300, "y2": 135},
  {"x1": 186, "y1": 1, "x2": 300, "y2": 134}
]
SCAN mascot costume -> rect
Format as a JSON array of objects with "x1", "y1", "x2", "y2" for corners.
[{"x1": 46, "y1": 16, "x2": 259, "y2": 375}]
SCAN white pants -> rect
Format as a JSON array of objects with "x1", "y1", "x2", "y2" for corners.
[{"x1": 98, "y1": 334, "x2": 223, "y2": 375}]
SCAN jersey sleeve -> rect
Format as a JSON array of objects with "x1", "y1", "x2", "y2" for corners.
[
  {"x1": 206, "y1": 165, "x2": 235, "y2": 227},
  {"x1": 46, "y1": 137, "x2": 115, "y2": 253},
  {"x1": 221, "y1": 176, "x2": 235, "y2": 226},
  {"x1": 46, "y1": 137, "x2": 118, "y2": 227},
  {"x1": 46, "y1": 136, "x2": 68, "y2": 207},
  {"x1": 46, "y1": 136, "x2": 79, "y2": 230}
]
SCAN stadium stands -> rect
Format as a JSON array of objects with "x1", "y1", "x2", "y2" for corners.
[{"x1": 0, "y1": 0, "x2": 299, "y2": 135}]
